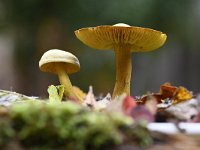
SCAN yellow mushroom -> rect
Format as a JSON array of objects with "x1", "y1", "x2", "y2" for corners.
[
  {"x1": 39, "y1": 49, "x2": 82, "y2": 101},
  {"x1": 75, "y1": 23, "x2": 167, "y2": 99}
]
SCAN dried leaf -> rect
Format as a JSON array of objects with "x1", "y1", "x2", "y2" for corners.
[
  {"x1": 138, "y1": 93, "x2": 163, "y2": 104},
  {"x1": 160, "y1": 83, "x2": 178, "y2": 99},
  {"x1": 173, "y1": 86, "x2": 193, "y2": 104},
  {"x1": 105, "y1": 93, "x2": 127, "y2": 113},
  {"x1": 166, "y1": 98, "x2": 198, "y2": 122},
  {"x1": 83, "y1": 86, "x2": 97, "y2": 109},
  {"x1": 96, "y1": 93, "x2": 111, "y2": 111},
  {"x1": 122, "y1": 96, "x2": 137, "y2": 114},
  {"x1": 160, "y1": 83, "x2": 192, "y2": 104},
  {"x1": 82, "y1": 87, "x2": 111, "y2": 111},
  {"x1": 0, "y1": 90, "x2": 37, "y2": 106}
]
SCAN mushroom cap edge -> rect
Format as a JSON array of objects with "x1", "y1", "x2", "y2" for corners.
[{"x1": 75, "y1": 24, "x2": 167, "y2": 52}]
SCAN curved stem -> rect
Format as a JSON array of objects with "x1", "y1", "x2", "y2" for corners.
[
  {"x1": 112, "y1": 44, "x2": 132, "y2": 99},
  {"x1": 57, "y1": 69, "x2": 73, "y2": 97},
  {"x1": 56, "y1": 65, "x2": 83, "y2": 101}
]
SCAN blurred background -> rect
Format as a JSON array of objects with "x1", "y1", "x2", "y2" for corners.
[{"x1": 0, "y1": 0, "x2": 200, "y2": 97}]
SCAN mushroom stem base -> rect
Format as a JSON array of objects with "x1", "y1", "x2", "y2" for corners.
[{"x1": 57, "y1": 67, "x2": 83, "y2": 101}]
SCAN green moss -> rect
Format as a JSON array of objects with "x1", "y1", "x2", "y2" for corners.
[{"x1": 0, "y1": 100, "x2": 152, "y2": 150}]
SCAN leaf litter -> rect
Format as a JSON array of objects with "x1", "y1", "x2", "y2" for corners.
[
  {"x1": 1, "y1": 83, "x2": 200, "y2": 149},
  {"x1": 1, "y1": 82, "x2": 199, "y2": 124}
]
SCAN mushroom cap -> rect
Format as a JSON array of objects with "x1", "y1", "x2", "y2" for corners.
[
  {"x1": 75, "y1": 23, "x2": 167, "y2": 52},
  {"x1": 39, "y1": 49, "x2": 80, "y2": 74}
]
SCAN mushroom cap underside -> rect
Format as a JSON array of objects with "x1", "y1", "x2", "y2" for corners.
[
  {"x1": 75, "y1": 25, "x2": 167, "y2": 52},
  {"x1": 39, "y1": 49, "x2": 80, "y2": 74}
]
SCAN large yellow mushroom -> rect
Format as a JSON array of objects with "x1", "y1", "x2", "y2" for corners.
[{"x1": 75, "y1": 23, "x2": 167, "y2": 99}]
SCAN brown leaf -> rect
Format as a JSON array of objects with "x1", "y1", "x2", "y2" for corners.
[{"x1": 160, "y1": 83, "x2": 178, "y2": 99}]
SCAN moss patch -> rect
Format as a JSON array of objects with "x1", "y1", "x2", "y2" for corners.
[{"x1": 0, "y1": 101, "x2": 151, "y2": 150}]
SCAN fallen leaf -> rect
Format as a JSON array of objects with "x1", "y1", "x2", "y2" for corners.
[
  {"x1": 82, "y1": 86, "x2": 97, "y2": 110},
  {"x1": 160, "y1": 83, "x2": 178, "y2": 99},
  {"x1": 173, "y1": 86, "x2": 193, "y2": 104},
  {"x1": 0, "y1": 90, "x2": 37, "y2": 106},
  {"x1": 96, "y1": 93, "x2": 111, "y2": 111},
  {"x1": 166, "y1": 98, "x2": 198, "y2": 122},
  {"x1": 138, "y1": 94, "x2": 163, "y2": 104},
  {"x1": 122, "y1": 96, "x2": 137, "y2": 114},
  {"x1": 105, "y1": 93, "x2": 127, "y2": 114}
]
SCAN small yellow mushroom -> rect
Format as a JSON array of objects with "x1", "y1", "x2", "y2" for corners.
[{"x1": 39, "y1": 49, "x2": 82, "y2": 101}]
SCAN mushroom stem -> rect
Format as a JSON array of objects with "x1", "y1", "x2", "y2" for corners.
[
  {"x1": 56, "y1": 65, "x2": 83, "y2": 101},
  {"x1": 57, "y1": 66, "x2": 73, "y2": 97},
  {"x1": 112, "y1": 44, "x2": 132, "y2": 99}
]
